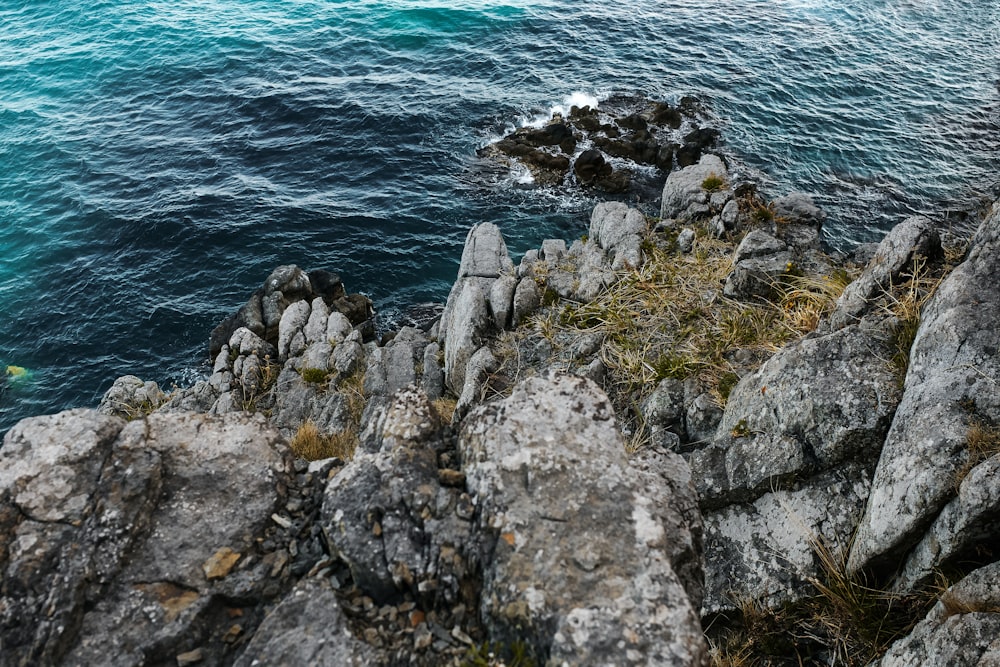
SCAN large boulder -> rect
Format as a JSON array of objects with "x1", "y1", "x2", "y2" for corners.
[
  {"x1": 0, "y1": 409, "x2": 293, "y2": 666},
  {"x1": 98, "y1": 375, "x2": 167, "y2": 419},
  {"x1": 440, "y1": 223, "x2": 514, "y2": 394},
  {"x1": 827, "y1": 215, "x2": 942, "y2": 330},
  {"x1": 660, "y1": 153, "x2": 731, "y2": 221},
  {"x1": 688, "y1": 323, "x2": 901, "y2": 507},
  {"x1": 849, "y1": 203, "x2": 1000, "y2": 578},
  {"x1": 321, "y1": 387, "x2": 476, "y2": 609},
  {"x1": 460, "y1": 373, "x2": 709, "y2": 665}
]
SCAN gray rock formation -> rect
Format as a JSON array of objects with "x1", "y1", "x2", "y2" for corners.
[
  {"x1": 849, "y1": 203, "x2": 1000, "y2": 579},
  {"x1": 828, "y1": 215, "x2": 942, "y2": 330},
  {"x1": 460, "y1": 373, "x2": 709, "y2": 665},
  {"x1": 589, "y1": 201, "x2": 647, "y2": 270},
  {"x1": 440, "y1": 223, "x2": 514, "y2": 394},
  {"x1": 98, "y1": 374, "x2": 167, "y2": 419},
  {"x1": 660, "y1": 153, "x2": 731, "y2": 221},
  {"x1": 877, "y1": 561, "x2": 1000, "y2": 666},
  {"x1": 0, "y1": 409, "x2": 295, "y2": 666},
  {"x1": 321, "y1": 387, "x2": 475, "y2": 608},
  {"x1": 235, "y1": 578, "x2": 377, "y2": 666}
]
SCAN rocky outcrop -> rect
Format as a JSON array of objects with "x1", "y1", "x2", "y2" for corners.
[
  {"x1": 849, "y1": 202, "x2": 1000, "y2": 581},
  {"x1": 478, "y1": 95, "x2": 716, "y2": 198},
  {"x1": 0, "y1": 409, "x2": 301, "y2": 666},
  {"x1": 877, "y1": 561, "x2": 1000, "y2": 666},
  {"x1": 461, "y1": 373, "x2": 709, "y2": 665}
]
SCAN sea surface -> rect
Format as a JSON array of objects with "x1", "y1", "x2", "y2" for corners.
[{"x1": 1, "y1": 0, "x2": 998, "y2": 434}]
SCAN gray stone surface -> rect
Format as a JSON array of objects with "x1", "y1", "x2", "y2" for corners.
[
  {"x1": 701, "y1": 463, "x2": 871, "y2": 615},
  {"x1": 460, "y1": 373, "x2": 709, "y2": 665},
  {"x1": 511, "y1": 276, "x2": 541, "y2": 325},
  {"x1": 321, "y1": 388, "x2": 475, "y2": 608},
  {"x1": 98, "y1": 375, "x2": 167, "y2": 419},
  {"x1": 660, "y1": 153, "x2": 730, "y2": 220},
  {"x1": 234, "y1": 578, "x2": 376, "y2": 667},
  {"x1": 689, "y1": 324, "x2": 900, "y2": 507},
  {"x1": 1, "y1": 409, "x2": 291, "y2": 666},
  {"x1": 489, "y1": 272, "x2": 518, "y2": 330},
  {"x1": 877, "y1": 561, "x2": 1000, "y2": 667},
  {"x1": 849, "y1": 204, "x2": 1000, "y2": 577},
  {"x1": 830, "y1": 215, "x2": 942, "y2": 329},
  {"x1": 277, "y1": 299, "x2": 311, "y2": 361},
  {"x1": 443, "y1": 279, "x2": 493, "y2": 394},
  {"x1": 589, "y1": 201, "x2": 647, "y2": 270},
  {"x1": 895, "y1": 456, "x2": 1000, "y2": 593}
]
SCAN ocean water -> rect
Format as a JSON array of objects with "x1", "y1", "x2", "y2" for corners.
[{"x1": 1, "y1": 0, "x2": 998, "y2": 434}]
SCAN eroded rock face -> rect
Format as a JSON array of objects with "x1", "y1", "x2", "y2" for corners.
[
  {"x1": 849, "y1": 203, "x2": 1000, "y2": 579},
  {"x1": 877, "y1": 561, "x2": 1000, "y2": 667},
  {"x1": 689, "y1": 323, "x2": 901, "y2": 508},
  {"x1": 660, "y1": 153, "x2": 732, "y2": 221},
  {"x1": 0, "y1": 409, "x2": 293, "y2": 667},
  {"x1": 460, "y1": 373, "x2": 708, "y2": 666},
  {"x1": 321, "y1": 387, "x2": 476, "y2": 610}
]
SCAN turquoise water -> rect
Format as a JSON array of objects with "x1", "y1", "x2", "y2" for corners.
[{"x1": 1, "y1": 1, "x2": 998, "y2": 433}]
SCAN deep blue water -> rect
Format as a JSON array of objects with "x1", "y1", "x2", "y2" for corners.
[{"x1": 2, "y1": 0, "x2": 998, "y2": 434}]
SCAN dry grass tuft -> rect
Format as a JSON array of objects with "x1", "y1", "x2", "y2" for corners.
[
  {"x1": 953, "y1": 419, "x2": 1000, "y2": 488},
  {"x1": 289, "y1": 420, "x2": 359, "y2": 462},
  {"x1": 709, "y1": 535, "x2": 937, "y2": 667},
  {"x1": 540, "y1": 228, "x2": 850, "y2": 417}
]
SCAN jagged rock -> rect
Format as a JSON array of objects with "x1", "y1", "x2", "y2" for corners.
[
  {"x1": 0, "y1": 409, "x2": 290, "y2": 666},
  {"x1": 828, "y1": 215, "x2": 943, "y2": 330},
  {"x1": 98, "y1": 375, "x2": 167, "y2": 419},
  {"x1": 660, "y1": 154, "x2": 730, "y2": 221},
  {"x1": 234, "y1": 578, "x2": 377, "y2": 666},
  {"x1": 685, "y1": 393, "x2": 723, "y2": 445},
  {"x1": 333, "y1": 339, "x2": 365, "y2": 377},
  {"x1": 877, "y1": 561, "x2": 1000, "y2": 666},
  {"x1": 440, "y1": 224, "x2": 513, "y2": 394},
  {"x1": 723, "y1": 229, "x2": 793, "y2": 300},
  {"x1": 321, "y1": 388, "x2": 475, "y2": 608},
  {"x1": 460, "y1": 373, "x2": 709, "y2": 665},
  {"x1": 384, "y1": 327, "x2": 427, "y2": 395},
  {"x1": 488, "y1": 273, "x2": 517, "y2": 330},
  {"x1": 895, "y1": 456, "x2": 1000, "y2": 593},
  {"x1": 630, "y1": 444, "x2": 705, "y2": 610},
  {"x1": 641, "y1": 378, "x2": 686, "y2": 448},
  {"x1": 701, "y1": 462, "x2": 871, "y2": 615},
  {"x1": 421, "y1": 342, "x2": 444, "y2": 400},
  {"x1": 849, "y1": 206, "x2": 1000, "y2": 578},
  {"x1": 677, "y1": 227, "x2": 696, "y2": 253},
  {"x1": 589, "y1": 201, "x2": 646, "y2": 270},
  {"x1": 230, "y1": 326, "x2": 275, "y2": 358},
  {"x1": 158, "y1": 380, "x2": 219, "y2": 414},
  {"x1": 443, "y1": 280, "x2": 493, "y2": 395},
  {"x1": 327, "y1": 311, "x2": 353, "y2": 343},
  {"x1": 511, "y1": 277, "x2": 541, "y2": 325},
  {"x1": 688, "y1": 323, "x2": 900, "y2": 508},
  {"x1": 304, "y1": 297, "x2": 330, "y2": 345},
  {"x1": 278, "y1": 300, "x2": 311, "y2": 361},
  {"x1": 454, "y1": 346, "x2": 498, "y2": 419}
]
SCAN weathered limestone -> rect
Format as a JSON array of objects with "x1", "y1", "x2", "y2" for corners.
[
  {"x1": 98, "y1": 374, "x2": 167, "y2": 418},
  {"x1": 460, "y1": 373, "x2": 709, "y2": 665},
  {"x1": 321, "y1": 387, "x2": 476, "y2": 608},
  {"x1": 1, "y1": 409, "x2": 293, "y2": 666},
  {"x1": 877, "y1": 561, "x2": 1000, "y2": 667},
  {"x1": 660, "y1": 153, "x2": 731, "y2": 221},
  {"x1": 589, "y1": 201, "x2": 647, "y2": 270},
  {"x1": 688, "y1": 323, "x2": 901, "y2": 508},
  {"x1": 849, "y1": 203, "x2": 1000, "y2": 578},
  {"x1": 828, "y1": 215, "x2": 942, "y2": 330}
]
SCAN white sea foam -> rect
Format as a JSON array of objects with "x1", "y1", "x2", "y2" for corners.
[{"x1": 524, "y1": 91, "x2": 604, "y2": 128}]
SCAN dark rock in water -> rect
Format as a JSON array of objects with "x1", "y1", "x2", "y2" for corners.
[
  {"x1": 652, "y1": 101, "x2": 683, "y2": 128},
  {"x1": 677, "y1": 127, "x2": 721, "y2": 167},
  {"x1": 479, "y1": 95, "x2": 715, "y2": 197},
  {"x1": 572, "y1": 148, "x2": 629, "y2": 192},
  {"x1": 307, "y1": 269, "x2": 346, "y2": 305},
  {"x1": 573, "y1": 148, "x2": 612, "y2": 185},
  {"x1": 209, "y1": 265, "x2": 374, "y2": 358}
]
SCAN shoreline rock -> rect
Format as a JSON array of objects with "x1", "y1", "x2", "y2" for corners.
[{"x1": 5, "y1": 150, "x2": 1000, "y2": 666}]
